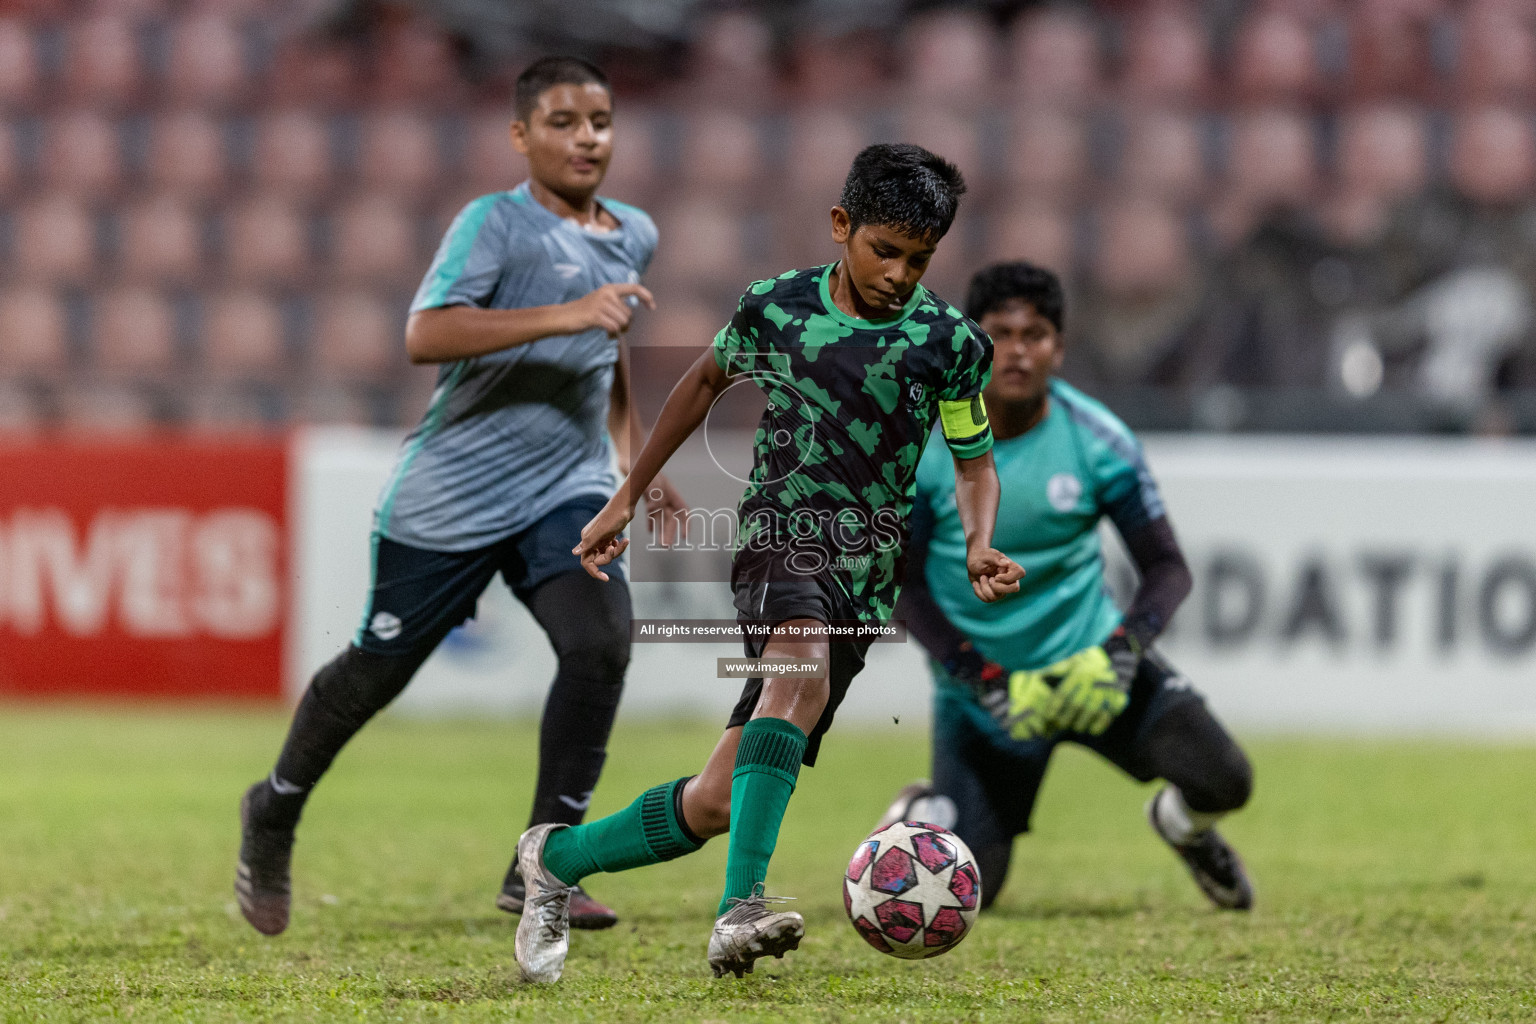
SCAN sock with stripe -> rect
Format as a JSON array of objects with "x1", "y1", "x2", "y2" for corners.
[
  {"x1": 718, "y1": 716, "x2": 807, "y2": 915},
  {"x1": 540, "y1": 776, "x2": 704, "y2": 886}
]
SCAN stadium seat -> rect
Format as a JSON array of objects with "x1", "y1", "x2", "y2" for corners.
[
  {"x1": 982, "y1": 200, "x2": 1076, "y2": 273},
  {"x1": 63, "y1": 14, "x2": 142, "y2": 107},
  {"x1": 264, "y1": 37, "x2": 362, "y2": 107},
  {"x1": 1335, "y1": 104, "x2": 1429, "y2": 200},
  {"x1": 1118, "y1": 7, "x2": 1212, "y2": 105},
  {"x1": 144, "y1": 111, "x2": 228, "y2": 199},
  {"x1": 91, "y1": 287, "x2": 176, "y2": 377},
  {"x1": 252, "y1": 111, "x2": 334, "y2": 198},
  {"x1": 901, "y1": 9, "x2": 997, "y2": 101},
  {"x1": 1224, "y1": 107, "x2": 1318, "y2": 208},
  {"x1": 462, "y1": 111, "x2": 519, "y2": 195},
  {"x1": 897, "y1": 106, "x2": 983, "y2": 189},
  {"x1": 0, "y1": 286, "x2": 68, "y2": 373},
  {"x1": 202, "y1": 290, "x2": 286, "y2": 379},
  {"x1": 678, "y1": 110, "x2": 762, "y2": 194},
  {"x1": 1093, "y1": 198, "x2": 1193, "y2": 297},
  {"x1": 783, "y1": 108, "x2": 866, "y2": 198},
  {"x1": 1231, "y1": 9, "x2": 1324, "y2": 104},
  {"x1": 599, "y1": 109, "x2": 661, "y2": 202},
  {"x1": 118, "y1": 195, "x2": 204, "y2": 284},
  {"x1": 787, "y1": 29, "x2": 886, "y2": 105},
  {"x1": 645, "y1": 201, "x2": 746, "y2": 288},
  {"x1": 1118, "y1": 110, "x2": 1208, "y2": 202},
  {"x1": 0, "y1": 121, "x2": 17, "y2": 197},
  {"x1": 0, "y1": 19, "x2": 41, "y2": 109},
  {"x1": 57, "y1": 382, "x2": 160, "y2": 434},
  {"x1": 292, "y1": 383, "x2": 375, "y2": 426},
  {"x1": 358, "y1": 111, "x2": 441, "y2": 198},
  {"x1": 1455, "y1": 6, "x2": 1536, "y2": 102},
  {"x1": 1003, "y1": 107, "x2": 1091, "y2": 200},
  {"x1": 165, "y1": 14, "x2": 248, "y2": 108},
  {"x1": 0, "y1": 379, "x2": 45, "y2": 434},
  {"x1": 40, "y1": 111, "x2": 123, "y2": 199},
  {"x1": 310, "y1": 291, "x2": 399, "y2": 380},
  {"x1": 1008, "y1": 8, "x2": 1103, "y2": 106},
  {"x1": 1344, "y1": 1, "x2": 1441, "y2": 102},
  {"x1": 182, "y1": 383, "x2": 278, "y2": 434},
  {"x1": 330, "y1": 195, "x2": 419, "y2": 285},
  {"x1": 370, "y1": 18, "x2": 463, "y2": 106},
  {"x1": 13, "y1": 196, "x2": 97, "y2": 283},
  {"x1": 222, "y1": 196, "x2": 310, "y2": 284},
  {"x1": 685, "y1": 11, "x2": 778, "y2": 108},
  {"x1": 1449, "y1": 105, "x2": 1536, "y2": 204}
]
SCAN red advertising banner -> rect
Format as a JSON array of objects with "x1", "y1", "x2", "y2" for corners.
[{"x1": 0, "y1": 437, "x2": 287, "y2": 700}]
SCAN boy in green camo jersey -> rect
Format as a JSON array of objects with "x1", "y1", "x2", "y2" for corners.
[{"x1": 511, "y1": 143, "x2": 1025, "y2": 983}]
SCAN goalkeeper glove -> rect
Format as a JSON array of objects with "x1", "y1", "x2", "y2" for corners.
[
  {"x1": 1001, "y1": 668, "x2": 1057, "y2": 740},
  {"x1": 1041, "y1": 628, "x2": 1141, "y2": 735}
]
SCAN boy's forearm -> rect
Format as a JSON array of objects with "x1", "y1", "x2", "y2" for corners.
[
  {"x1": 616, "y1": 352, "x2": 725, "y2": 508},
  {"x1": 953, "y1": 452, "x2": 1001, "y2": 552},
  {"x1": 405, "y1": 305, "x2": 576, "y2": 364}
]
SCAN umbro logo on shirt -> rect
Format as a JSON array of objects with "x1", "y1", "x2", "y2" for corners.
[{"x1": 553, "y1": 263, "x2": 582, "y2": 279}]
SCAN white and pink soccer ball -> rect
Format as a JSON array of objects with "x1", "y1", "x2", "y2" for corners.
[{"x1": 843, "y1": 821, "x2": 981, "y2": 958}]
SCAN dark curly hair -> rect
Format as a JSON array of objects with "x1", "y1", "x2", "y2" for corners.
[
  {"x1": 839, "y1": 143, "x2": 967, "y2": 244},
  {"x1": 964, "y1": 261, "x2": 1065, "y2": 333}
]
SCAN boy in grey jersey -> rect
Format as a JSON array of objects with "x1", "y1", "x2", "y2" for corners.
[{"x1": 235, "y1": 57, "x2": 685, "y2": 937}]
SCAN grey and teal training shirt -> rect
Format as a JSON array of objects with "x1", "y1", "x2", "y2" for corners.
[{"x1": 374, "y1": 182, "x2": 658, "y2": 552}]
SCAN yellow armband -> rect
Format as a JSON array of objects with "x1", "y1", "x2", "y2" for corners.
[{"x1": 938, "y1": 395, "x2": 992, "y2": 458}]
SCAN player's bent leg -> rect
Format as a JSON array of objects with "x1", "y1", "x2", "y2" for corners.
[
  {"x1": 1139, "y1": 696, "x2": 1255, "y2": 910},
  {"x1": 236, "y1": 645, "x2": 425, "y2": 936},
  {"x1": 499, "y1": 570, "x2": 631, "y2": 929}
]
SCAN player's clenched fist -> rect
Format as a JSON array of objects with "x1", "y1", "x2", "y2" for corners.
[
  {"x1": 566, "y1": 282, "x2": 655, "y2": 338},
  {"x1": 572, "y1": 496, "x2": 633, "y2": 581},
  {"x1": 966, "y1": 546, "x2": 1024, "y2": 603}
]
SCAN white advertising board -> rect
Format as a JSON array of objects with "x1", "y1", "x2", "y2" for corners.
[{"x1": 292, "y1": 428, "x2": 1536, "y2": 734}]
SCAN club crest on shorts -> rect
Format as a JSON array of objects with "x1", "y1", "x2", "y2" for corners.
[
  {"x1": 1046, "y1": 473, "x2": 1082, "y2": 512},
  {"x1": 370, "y1": 611, "x2": 403, "y2": 641}
]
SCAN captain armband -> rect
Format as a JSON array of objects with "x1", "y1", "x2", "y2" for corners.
[{"x1": 938, "y1": 395, "x2": 993, "y2": 459}]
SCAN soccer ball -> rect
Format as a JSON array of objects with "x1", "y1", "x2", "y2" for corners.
[{"x1": 843, "y1": 820, "x2": 981, "y2": 959}]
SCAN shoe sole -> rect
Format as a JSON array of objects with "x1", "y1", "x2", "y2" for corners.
[
  {"x1": 708, "y1": 919, "x2": 804, "y2": 978},
  {"x1": 496, "y1": 891, "x2": 618, "y2": 930},
  {"x1": 236, "y1": 789, "x2": 290, "y2": 937}
]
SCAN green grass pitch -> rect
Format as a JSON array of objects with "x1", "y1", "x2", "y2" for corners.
[{"x1": 2, "y1": 707, "x2": 1535, "y2": 1022}]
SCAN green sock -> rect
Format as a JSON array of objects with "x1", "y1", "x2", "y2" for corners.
[
  {"x1": 540, "y1": 776, "x2": 703, "y2": 887},
  {"x1": 719, "y1": 717, "x2": 807, "y2": 916}
]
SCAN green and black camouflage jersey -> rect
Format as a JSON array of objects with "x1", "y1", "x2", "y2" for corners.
[{"x1": 712, "y1": 263, "x2": 993, "y2": 623}]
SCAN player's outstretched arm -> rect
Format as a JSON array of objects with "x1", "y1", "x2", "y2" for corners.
[
  {"x1": 574, "y1": 348, "x2": 731, "y2": 580},
  {"x1": 405, "y1": 283, "x2": 656, "y2": 364},
  {"x1": 952, "y1": 451, "x2": 1023, "y2": 603}
]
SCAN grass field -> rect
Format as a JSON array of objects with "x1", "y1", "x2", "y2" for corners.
[{"x1": 2, "y1": 708, "x2": 1535, "y2": 1022}]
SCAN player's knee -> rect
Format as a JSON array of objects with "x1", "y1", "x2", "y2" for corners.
[
  {"x1": 554, "y1": 625, "x2": 630, "y2": 687},
  {"x1": 685, "y1": 783, "x2": 732, "y2": 838},
  {"x1": 1188, "y1": 747, "x2": 1253, "y2": 814},
  {"x1": 309, "y1": 646, "x2": 415, "y2": 728}
]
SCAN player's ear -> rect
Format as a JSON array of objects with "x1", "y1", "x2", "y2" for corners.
[
  {"x1": 509, "y1": 117, "x2": 530, "y2": 156},
  {"x1": 830, "y1": 206, "x2": 851, "y2": 245}
]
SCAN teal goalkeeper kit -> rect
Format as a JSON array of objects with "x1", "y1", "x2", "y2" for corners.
[{"x1": 913, "y1": 378, "x2": 1167, "y2": 673}]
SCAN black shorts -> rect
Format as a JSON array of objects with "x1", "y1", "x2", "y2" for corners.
[
  {"x1": 724, "y1": 573, "x2": 873, "y2": 767},
  {"x1": 931, "y1": 649, "x2": 1205, "y2": 849},
  {"x1": 354, "y1": 494, "x2": 620, "y2": 657}
]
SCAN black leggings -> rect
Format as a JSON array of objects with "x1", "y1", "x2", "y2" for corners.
[
  {"x1": 974, "y1": 698, "x2": 1252, "y2": 908},
  {"x1": 260, "y1": 569, "x2": 631, "y2": 830}
]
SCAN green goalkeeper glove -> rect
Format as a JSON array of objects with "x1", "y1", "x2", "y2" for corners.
[
  {"x1": 1000, "y1": 668, "x2": 1057, "y2": 740},
  {"x1": 1040, "y1": 630, "x2": 1140, "y2": 735}
]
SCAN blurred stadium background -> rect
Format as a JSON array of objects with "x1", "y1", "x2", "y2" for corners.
[
  {"x1": 4, "y1": 0, "x2": 1536, "y2": 432},
  {"x1": 5, "y1": 0, "x2": 1536, "y2": 732}
]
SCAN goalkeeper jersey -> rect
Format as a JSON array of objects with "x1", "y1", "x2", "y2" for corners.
[
  {"x1": 375, "y1": 182, "x2": 658, "y2": 552},
  {"x1": 712, "y1": 264, "x2": 993, "y2": 623},
  {"x1": 912, "y1": 379, "x2": 1166, "y2": 671}
]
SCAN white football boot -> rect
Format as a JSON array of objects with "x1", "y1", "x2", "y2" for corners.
[
  {"x1": 707, "y1": 883, "x2": 803, "y2": 978},
  {"x1": 513, "y1": 823, "x2": 577, "y2": 984}
]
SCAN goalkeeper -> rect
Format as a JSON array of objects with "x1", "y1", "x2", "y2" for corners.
[{"x1": 882, "y1": 262, "x2": 1254, "y2": 911}]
